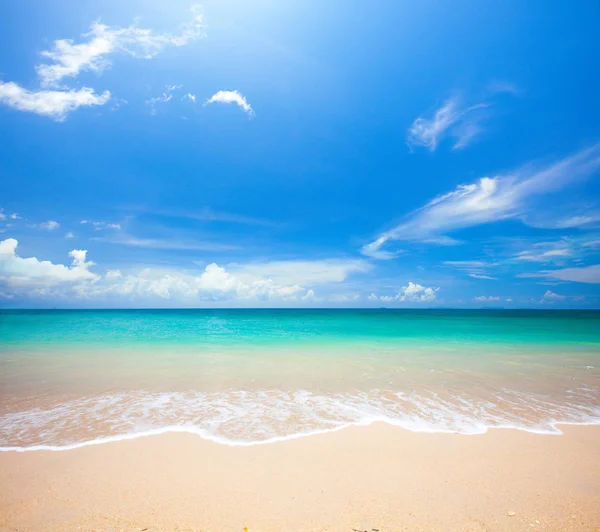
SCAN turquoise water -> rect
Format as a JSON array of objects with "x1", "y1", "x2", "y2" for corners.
[
  {"x1": 1, "y1": 310, "x2": 599, "y2": 449},
  {"x1": 2, "y1": 309, "x2": 600, "y2": 347}
]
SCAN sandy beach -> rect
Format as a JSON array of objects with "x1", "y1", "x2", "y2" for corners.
[{"x1": 1, "y1": 423, "x2": 599, "y2": 531}]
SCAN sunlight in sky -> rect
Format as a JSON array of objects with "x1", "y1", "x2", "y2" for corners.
[{"x1": 0, "y1": 0, "x2": 599, "y2": 308}]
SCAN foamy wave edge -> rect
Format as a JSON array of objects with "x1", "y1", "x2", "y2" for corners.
[{"x1": 3, "y1": 417, "x2": 600, "y2": 453}]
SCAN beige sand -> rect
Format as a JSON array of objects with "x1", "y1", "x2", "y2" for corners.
[{"x1": 1, "y1": 423, "x2": 599, "y2": 531}]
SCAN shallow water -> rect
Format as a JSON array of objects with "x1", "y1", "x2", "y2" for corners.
[{"x1": 1, "y1": 309, "x2": 599, "y2": 449}]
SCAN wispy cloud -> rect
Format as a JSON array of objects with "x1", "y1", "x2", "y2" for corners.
[
  {"x1": 144, "y1": 207, "x2": 278, "y2": 228},
  {"x1": 362, "y1": 144, "x2": 600, "y2": 259},
  {"x1": 38, "y1": 220, "x2": 60, "y2": 231},
  {"x1": 0, "y1": 7, "x2": 203, "y2": 120},
  {"x1": 487, "y1": 80, "x2": 521, "y2": 96},
  {"x1": 406, "y1": 97, "x2": 488, "y2": 152},
  {"x1": 205, "y1": 90, "x2": 255, "y2": 117},
  {"x1": 514, "y1": 248, "x2": 571, "y2": 262},
  {"x1": 473, "y1": 295, "x2": 501, "y2": 302},
  {"x1": 520, "y1": 264, "x2": 600, "y2": 284},
  {"x1": 36, "y1": 8, "x2": 204, "y2": 88},
  {"x1": 360, "y1": 237, "x2": 402, "y2": 260},
  {"x1": 583, "y1": 239, "x2": 600, "y2": 249},
  {"x1": 554, "y1": 215, "x2": 600, "y2": 228},
  {"x1": 145, "y1": 85, "x2": 182, "y2": 113},
  {"x1": 80, "y1": 220, "x2": 121, "y2": 231},
  {"x1": 91, "y1": 233, "x2": 237, "y2": 251},
  {"x1": 0, "y1": 210, "x2": 19, "y2": 222},
  {"x1": 521, "y1": 211, "x2": 600, "y2": 229},
  {"x1": 444, "y1": 260, "x2": 493, "y2": 268},
  {"x1": 444, "y1": 259, "x2": 499, "y2": 280},
  {"x1": 468, "y1": 273, "x2": 497, "y2": 280},
  {"x1": 0, "y1": 82, "x2": 110, "y2": 121}
]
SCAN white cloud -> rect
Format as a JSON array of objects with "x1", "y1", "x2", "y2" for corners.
[
  {"x1": 515, "y1": 248, "x2": 571, "y2": 262},
  {"x1": 149, "y1": 207, "x2": 278, "y2": 227},
  {"x1": 81, "y1": 220, "x2": 121, "y2": 231},
  {"x1": 65, "y1": 232, "x2": 75, "y2": 239},
  {"x1": 524, "y1": 264, "x2": 600, "y2": 284},
  {"x1": 406, "y1": 98, "x2": 488, "y2": 152},
  {"x1": 39, "y1": 220, "x2": 60, "y2": 231},
  {"x1": 9, "y1": 213, "x2": 20, "y2": 220},
  {"x1": 543, "y1": 290, "x2": 566, "y2": 300},
  {"x1": 370, "y1": 282, "x2": 439, "y2": 303},
  {"x1": 407, "y1": 99, "x2": 456, "y2": 151},
  {"x1": 231, "y1": 259, "x2": 370, "y2": 287},
  {"x1": 399, "y1": 282, "x2": 438, "y2": 302},
  {"x1": 184, "y1": 93, "x2": 196, "y2": 103},
  {"x1": 0, "y1": 8, "x2": 202, "y2": 121},
  {"x1": 444, "y1": 260, "x2": 492, "y2": 268},
  {"x1": 0, "y1": 238, "x2": 374, "y2": 305},
  {"x1": 328, "y1": 293, "x2": 361, "y2": 303},
  {"x1": 451, "y1": 121, "x2": 483, "y2": 151},
  {"x1": 0, "y1": 81, "x2": 110, "y2": 121},
  {"x1": 422, "y1": 236, "x2": 462, "y2": 246},
  {"x1": 445, "y1": 260, "x2": 498, "y2": 279},
  {"x1": 519, "y1": 209, "x2": 600, "y2": 230},
  {"x1": 362, "y1": 144, "x2": 600, "y2": 259},
  {"x1": 0, "y1": 210, "x2": 5, "y2": 221},
  {"x1": 90, "y1": 263, "x2": 307, "y2": 302},
  {"x1": 35, "y1": 8, "x2": 204, "y2": 88},
  {"x1": 0, "y1": 240, "x2": 330, "y2": 303},
  {"x1": 205, "y1": 90, "x2": 254, "y2": 117},
  {"x1": 301, "y1": 289, "x2": 317, "y2": 302},
  {"x1": 0, "y1": 238, "x2": 98, "y2": 287},
  {"x1": 474, "y1": 295, "x2": 501, "y2": 302},
  {"x1": 145, "y1": 85, "x2": 182, "y2": 113},
  {"x1": 553, "y1": 215, "x2": 600, "y2": 228},
  {"x1": 92, "y1": 233, "x2": 236, "y2": 251},
  {"x1": 361, "y1": 237, "x2": 402, "y2": 259},
  {"x1": 468, "y1": 273, "x2": 497, "y2": 280}
]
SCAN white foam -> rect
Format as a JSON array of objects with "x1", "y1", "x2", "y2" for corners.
[{"x1": 1, "y1": 387, "x2": 599, "y2": 452}]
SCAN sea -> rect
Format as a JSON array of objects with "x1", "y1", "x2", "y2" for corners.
[{"x1": 1, "y1": 309, "x2": 599, "y2": 451}]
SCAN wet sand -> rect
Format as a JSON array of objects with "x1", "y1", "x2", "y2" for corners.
[{"x1": 1, "y1": 423, "x2": 599, "y2": 531}]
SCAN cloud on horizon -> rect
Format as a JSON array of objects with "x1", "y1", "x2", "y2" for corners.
[
  {"x1": 368, "y1": 281, "x2": 439, "y2": 303},
  {"x1": 0, "y1": 238, "x2": 373, "y2": 304}
]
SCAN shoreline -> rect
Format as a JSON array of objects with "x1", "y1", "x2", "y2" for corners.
[
  {"x1": 3, "y1": 418, "x2": 600, "y2": 453},
  {"x1": 1, "y1": 423, "x2": 599, "y2": 531}
]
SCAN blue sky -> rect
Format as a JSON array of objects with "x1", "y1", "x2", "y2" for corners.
[{"x1": 1, "y1": 0, "x2": 599, "y2": 308}]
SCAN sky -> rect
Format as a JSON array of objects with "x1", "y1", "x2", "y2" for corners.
[{"x1": 1, "y1": 0, "x2": 600, "y2": 308}]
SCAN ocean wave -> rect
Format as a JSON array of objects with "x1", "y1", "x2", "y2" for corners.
[{"x1": 1, "y1": 387, "x2": 599, "y2": 451}]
